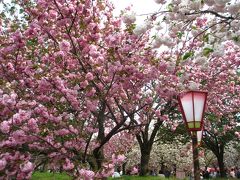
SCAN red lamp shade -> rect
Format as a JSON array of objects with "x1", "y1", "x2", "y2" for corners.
[{"x1": 178, "y1": 91, "x2": 208, "y2": 131}]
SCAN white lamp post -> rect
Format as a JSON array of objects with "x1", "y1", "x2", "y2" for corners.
[{"x1": 197, "y1": 130, "x2": 203, "y2": 146}]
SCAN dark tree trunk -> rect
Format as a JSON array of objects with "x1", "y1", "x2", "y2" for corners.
[
  {"x1": 87, "y1": 148, "x2": 104, "y2": 171},
  {"x1": 217, "y1": 155, "x2": 226, "y2": 178},
  {"x1": 203, "y1": 133, "x2": 227, "y2": 178},
  {"x1": 216, "y1": 145, "x2": 226, "y2": 178},
  {"x1": 139, "y1": 148, "x2": 151, "y2": 176},
  {"x1": 87, "y1": 156, "x2": 98, "y2": 171},
  {"x1": 88, "y1": 102, "x2": 106, "y2": 171},
  {"x1": 122, "y1": 162, "x2": 127, "y2": 175},
  {"x1": 210, "y1": 144, "x2": 226, "y2": 178},
  {"x1": 136, "y1": 119, "x2": 164, "y2": 176},
  {"x1": 92, "y1": 148, "x2": 104, "y2": 171}
]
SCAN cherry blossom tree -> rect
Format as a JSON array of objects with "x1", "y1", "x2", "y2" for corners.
[
  {"x1": 0, "y1": 0, "x2": 240, "y2": 179},
  {"x1": 224, "y1": 141, "x2": 240, "y2": 168},
  {"x1": 203, "y1": 112, "x2": 240, "y2": 177},
  {"x1": 122, "y1": 66, "x2": 180, "y2": 176},
  {"x1": 120, "y1": 0, "x2": 240, "y2": 176},
  {"x1": 125, "y1": 139, "x2": 206, "y2": 175},
  {"x1": 0, "y1": 0, "x2": 157, "y2": 179}
]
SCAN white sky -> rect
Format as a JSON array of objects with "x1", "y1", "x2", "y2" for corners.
[
  {"x1": 110, "y1": 0, "x2": 160, "y2": 16},
  {"x1": 0, "y1": 0, "x2": 160, "y2": 26},
  {"x1": 0, "y1": 0, "x2": 159, "y2": 19}
]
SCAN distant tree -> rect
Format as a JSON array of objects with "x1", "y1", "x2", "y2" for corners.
[{"x1": 203, "y1": 113, "x2": 240, "y2": 177}]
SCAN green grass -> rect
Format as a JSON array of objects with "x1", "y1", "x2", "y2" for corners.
[
  {"x1": 108, "y1": 176, "x2": 176, "y2": 180},
  {"x1": 31, "y1": 171, "x2": 72, "y2": 180},
  {"x1": 31, "y1": 172, "x2": 230, "y2": 180},
  {"x1": 31, "y1": 173, "x2": 171, "y2": 180},
  {"x1": 108, "y1": 176, "x2": 232, "y2": 180}
]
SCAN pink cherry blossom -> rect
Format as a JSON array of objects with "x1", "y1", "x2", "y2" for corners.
[
  {"x1": 63, "y1": 158, "x2": 74, "y2": 170},
  {"x1": 0, "y1": 159, "x2": 7, "y2": 171},
  {"x1": 0, "y1": 121, "x2": 10, "y2": 134},
  {"x1": 79, "y1": 169, "x2": 95, "y2": 179},
  {"x1": 20, "y1": 161, "x2": 34, "y2": 173},
  {"x1": 122, "y1": 12, "x2": 136, "y2": 24},
  {"x1": 59, "y1": 40, "x2": 71, "y2": 52},
  {"x1": 86, "y1": 72, "x2": 94, "y2": 81},
  {"x1": 116, "y1": 155, "x2": 125, "y2": 163},
  {"x1": 48, "y1": 10, "x2": 58, "y2": 19},
  {"x1": 131, "y1": 167, "x2": 138, "y2": 175},
  {"x1": 80, "y1": 80, "x2": 89, "y2": 89},
  {"x1": 235, "y1": 132, "x2": 240, "y2": 138}
]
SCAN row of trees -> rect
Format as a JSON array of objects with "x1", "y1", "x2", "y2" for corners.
[
  {"x1": 126, "y1": 137, "x2": 240, "y2": 176},
  {"x1": 0, "y1": 0, "x2": 239, "y2": 179}
]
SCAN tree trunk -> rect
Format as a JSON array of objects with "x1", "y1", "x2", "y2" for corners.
[
  {"x1": 136, "y1": 118, "x2": 163, "y2": 176},
  {"x1": 87, "y1": 148, "x2": 104, "y2": 171},
  {"x1": 87, "y1": 155, "x2": 98, "y2": 171},
  {"x1": 122, "y1": 162, "x2": 127, "y2": 175},
  {"x1": 92, "y1": 148, "x2": 104, "y2": 171},
  {"x1": 216, "y1": 152, "x2": 226, "y2": 177},
  {"x1": 139, "y1": 149, "x2": 151, "y2": 176}
]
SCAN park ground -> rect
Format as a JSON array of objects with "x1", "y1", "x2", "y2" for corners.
[{"x1": 31, "y1": 171, "x2": 234, "y2": 180}]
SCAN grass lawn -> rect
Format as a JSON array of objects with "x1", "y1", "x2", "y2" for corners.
[
  {"x1": 31, "y1": 172, "x2": 171, "y2": 180},
  {"x1": 108, "y1": 176, "x2": 174, "y2": 180},
  {"x1": 31, "y1": 172, "x2": 230, "y2": 180},
  {"x1": 31, "y1": 171, "x2": 72, "y2": 180},
  {"x1": 108, "y1": 176, "x2": 232, "y2": 180}
]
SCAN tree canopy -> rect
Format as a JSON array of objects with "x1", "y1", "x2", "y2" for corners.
[{"x1": 0, "y1": 0, "x2": 239, "y2": 179}]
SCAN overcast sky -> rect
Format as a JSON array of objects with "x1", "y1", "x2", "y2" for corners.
[
  {"x1": 110, "y1": 0, "x2": 160, "y2": 16},
  {"x1": 0, "y1": 0, "x2": 160, "y2": 24},
  {"x1": 0, "y1": 0, "x2": 159, "y2": 18}
]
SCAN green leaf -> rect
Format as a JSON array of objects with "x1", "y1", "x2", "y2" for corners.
[
  {"x1": 152, "y1": 35, "x2": 157, "y2": 39},
  {"x1": 27, "y1": 38, "x2": 38, "y2": 46},
  {"x1": 167, "y1": 3, "x2": 174, "y2": 12},
  {"x1": 203, "y1": 48, "x2": 214, "y2": 56},
  {"x1": 233, "y1": 36, "x2": 239, "y2": 42},
  {"x1": 237, "y1": 69, "x2": 240, "y2": 76},
  {"x1": 177, "y1": 32, "x2": 183, "y2": 39},
  {"x1": 182, "y1": 52, "x2": 194, "y2": 60},
  {"x1": 207, "y1": 113, "x2": 217, "y2": 122},
  {"x1": 9, "y1": 6, "x2": 15, "y2": 15},
  {"x1": 19, "y1": 9, "x2": 24, "y2": 14},
  {"x1": 192, "y1": 26, "x2": 197, "y2": 30},
  {"x1": 203, "y1": 34, "x2": 209, "y2": 42},
  {"x1": 176, "y1": 71, "x2": 183, "y2": 77},
  {"x1": 200, "y1": 79, "x2": 207, "y2": 86},
  {"x1": 126, "y1": 23, "x2": 136, "y2": 34}
]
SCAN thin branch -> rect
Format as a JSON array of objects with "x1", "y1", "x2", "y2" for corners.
[
  {"x1": 136, "y1": 10, "x2": 171, "y2": 17},
  {"x1": 185, "y1": 10, "x2": 234, "y2": 21}
]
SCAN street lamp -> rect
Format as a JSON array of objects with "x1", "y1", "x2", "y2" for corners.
[
  {"x1": 191, "y1": 129, "x2": 203, "y2": 146},
  {"x1": 197, "y1": 130, "x2": 203, "y2": 146},
  {"x1": 178, "y1": 90, "x2": 208, "y2": 180}
]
